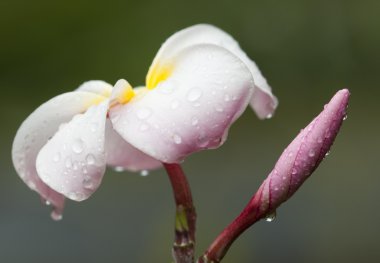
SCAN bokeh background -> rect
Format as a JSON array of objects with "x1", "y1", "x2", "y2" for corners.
[{"x1": 1, "y1": 0, "x2": 379, "y2": 262}]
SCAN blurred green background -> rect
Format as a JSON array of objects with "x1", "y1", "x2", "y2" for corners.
[{"x1": 1, "y1": 0, "x2": 379, "y2": 262}]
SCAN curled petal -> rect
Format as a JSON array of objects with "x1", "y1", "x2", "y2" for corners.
[
  {"x1": 76, "y1": 80, "x2": 113, "y2": 97},
  {"x1": 105, "y1": 120, "x2": 162, "y2": 171},
  {"x1": 36, "y1": 101, "x2": 109, "y2": 201},
  {"x1": 147, "y1": 24, "x2": 277, "y2": 119},
  {"x1": 110, "y1": 44, "x2": 255, "y2": 163},
  {"x1": 12, "y1": 91, "x2": 105, "y2": 218}
]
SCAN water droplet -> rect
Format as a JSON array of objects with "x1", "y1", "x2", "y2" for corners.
[
  {"x1": 65, "y1": 158, "x2": 72, "y2": 168},
  {"x1": 224, "y1": 94, "x2": 231, "y2": 102},
  {"x1": 73, "y1": 161, "x2": 79, "y2": 171},
  {"x1": 173, "y1": 134, "x2": 182, "y2": 144},
  {"x1": 83, "y1": 176, "x2": 94, "y2": 189},
  {"x1": 187, "y1": 88, "x2": 202, "y2": 102},
  {"x1": 265, "y1": 211, "x2": 276, "y2": 222},
  {"x1": 68, "y1": 192, "x2": 77, "y2": 200},
  {"x1": 53, "y1": 153, "x2": 61, "y2": 162},
  {"x1": 266, "y1": 113, "x2": 273, "y2": 119},
  {"x1": 140, "y1": 170, "x2": 149, "y2": 177},
  {"x1": 308, "y1": 149, "x2": 316, "y2": 157},
  {"x1": 72, "y1": 139, "x2": 84, "y2": 154},
  {"x1": 215, "y1": 105, "x2": 224, "y2": 112},
  {"x1": 86, "y1": 154, "x2": 96, "y2": 165},
  {"x1": 114, "y1": 166, "x2": 125, "y2": 172},
  {"x1": 51, "y1": 209, "x2": 63, "y2": 221},
  {"x1": 325, "y1": 151, "x2": 330, "y2": 157},
  {"x1": 191, "y1": 117, "x2": 199, "y2": 126},
  {"x1": 45, "y1": 200, "x2": 51, "y2": 206},
  {"x1": 343, "y1": 115, "x2": 348, "y2": 121},
  {"x1": 171, "y1": 100, "x2": 180, "y2": 109},
  {"x1": 137, "y1": 107, "x2": 152, "y2": 120},
  {"x1": 90, "y1": 122, "x2": 97, "y2": 133},
  {"x1": 139, "y1": 123, "x2": 149, "y2": 132},
  {"x1": 197, "y1": 132, "x2": 208, "y2": 147},
  {"x1": 111, "y1": 114, "x2": 120, "y2": 123},
  {"x1": 291, "y1": 168, "x2": 297, "y2": 175}
]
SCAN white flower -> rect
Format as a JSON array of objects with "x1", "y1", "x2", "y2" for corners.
[
  {"x1": 12, "y1": 24, "x2": 277, "y2": 219},
  {"x1": 12, "y1": 81, "x2": 160, "y2": 219},
  {"x1": 109, "y1": 24, "x2": 277, "y2": 163}
]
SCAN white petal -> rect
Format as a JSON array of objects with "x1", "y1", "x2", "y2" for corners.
[
  {"x1": 76, "y1": 80, "x2": 113, "y2": 97},
  {"x1": 36, "y1": 101, "x2": 108, "y2": 201},
  {"x1": 105, "y1": 120, "x2": 161, "y2": 171},
  {"x1": 12, "y1": 91, "x2": 105, "y2": 214},
  {"x1": 147, "y1": 24, "x2": 278, "y2": 119},
  {"x1": 110, "y1": 44, "x2": 254, "y2": 163}
]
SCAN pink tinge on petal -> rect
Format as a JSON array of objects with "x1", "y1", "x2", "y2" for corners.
[
  {"x1": 105, "y1": 120, "x2": 162, "y2": 172},
  {"x1": 36, "y1": 101, "x2": 108, "y2": 202},
  {"x1": 12, "y1": 91, "x2": 105, "y2": 219},
  {"x1": 250, "y1": 87, "x2": 278, "y2": 119},
  {"x1": 250, "y1": 89, "x2": 350, "y2": 217}
]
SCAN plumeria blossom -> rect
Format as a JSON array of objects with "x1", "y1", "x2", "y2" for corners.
[
  {"x1": 109, "y1": 24, "x2": 277, "y2": 163},
  {"x1": 12, "y1": 81, "x2": 160, "y2": 219},
  {"x1": 12, "y1": 24, "x2": 277, "y2": 219}
]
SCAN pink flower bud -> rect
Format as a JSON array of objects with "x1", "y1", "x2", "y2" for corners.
[
  {"x1": 200, "y1": 89, "x2": 350, "y2": 263},
  {"x1": 252, "y1": 89, "x2": 350, "y2": 217}
]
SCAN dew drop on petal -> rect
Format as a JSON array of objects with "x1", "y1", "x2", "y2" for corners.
[
  {"x1": 86, "y1": 154, "x2": 96, "y2": 165},
  {"x1": 137, "y1": 107, "x2": 152, "y2": 120},
  {"x1": 215, "y1": 105, "x2": 224, "y2": 112},
  {"x1": 325, "y1": 151, "x2": 330, "y2": 157},
  {"x1": 191, "y1": 117, "x2": 199, "y2": 126},
  {"x1": 187, "y1": 88, "x2": 202, "y2": 102},
  {"x1": 51, "y1": 210, "x2": 63, "y2": 221},
  {"x1": 291, "y1": 168, "x2": 297, "y2": 175},
  {"x1": 90, "y1": 122, "x2": 97, "y2": 133},
  {"x1": 72, "y1": 139, "x2": 84, "y2": 154},
  {"x1": 266, "y1": 113, "x2": 273, "y2": 119},
  {"x1": 65, "y1": 158, "x2": 72, "y2": 168},
  {"x1": 53, "y1": 153, "x2": 61, "y2": 162},
  {"x1": 173, "y1": 134, "x2": 182, "y2": 144},
  {"x1": 139, "y1": 123, "x2": 149, "y2": 132},
  {"x1": 83, "y1": 176, "x2": 94, "y2": 189},
  {"x1": 265, "y1": 210, "x2": 276, "y2": 222},
  {"x1": 140, "y1": 170, "x2": 149, "y2": 177},
  {"x1": 171, "y1": 100, "x2": 180, "y2": 110},
  {"x1": 343, "y1": 115, "x2": 348, "y2": 121}
]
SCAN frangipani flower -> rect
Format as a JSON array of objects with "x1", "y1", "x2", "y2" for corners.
[
  {"x1": 12, "y1": 24, "x2": 277, "y2": 219},
  {"x1": 12, "y1": 81, "x2": 160, "y2": 219},
  {"x1": 109, "y1": 24, "x2": 277, "y2": 163}
]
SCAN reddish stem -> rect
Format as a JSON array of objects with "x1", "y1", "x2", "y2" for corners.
[
  {"x1": 198, "y1": 190, "x2": 267, "y2": 263},
  {"x1": 164, "y1": 163, "x2": 197, "y2": 263}
]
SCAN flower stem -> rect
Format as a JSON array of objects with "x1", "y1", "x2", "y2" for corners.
[
  {"x1": 196, "y1": 189, "x2": 265, "y2": 263},
  {"x1": 164, "y1": 163, "x2": 197, "y2": 263}
]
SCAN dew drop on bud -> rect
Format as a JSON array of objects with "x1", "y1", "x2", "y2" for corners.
[
  {"x1": 51, "y1": 209, "x2": 63, "y2": 221},
  {"x1": 114, "y1": 166, "x2": 125, "y2": 172},
  {"x1": 265, "y1": 210, "x2": 277, "y2": 222},
  {"x1": 140, "y1": 170, "x2": 149, "y2": 177}
]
